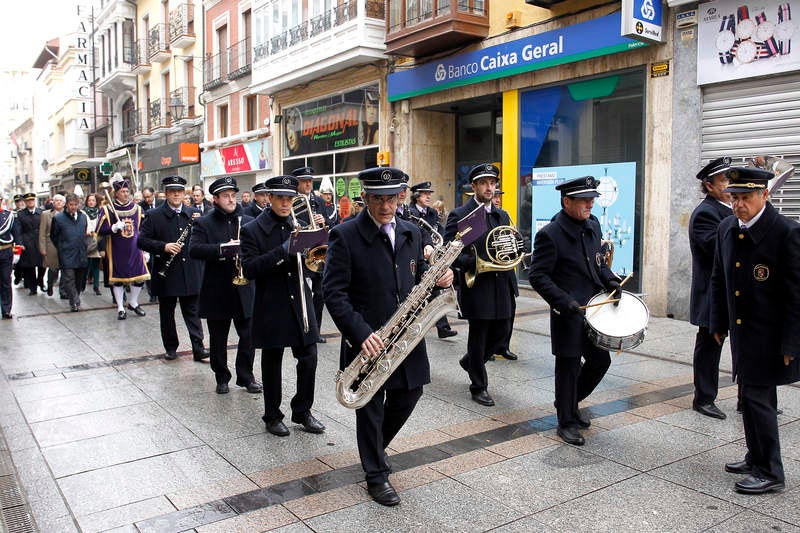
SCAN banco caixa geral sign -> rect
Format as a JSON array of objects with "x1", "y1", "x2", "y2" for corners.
[{"x1": 387, "y1": 13, "x2": 647, "y2": 102}]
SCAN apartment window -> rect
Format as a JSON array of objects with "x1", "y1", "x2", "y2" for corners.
[
  {"x1": 218, "y1": 104, "x2": 229, "y2": 137},
  {"x1": 246, "y1": 95, "x2": 258, "y2": 131},
  {"x1": 122, "y1": 19, "x2": 135, "y2": 64}
]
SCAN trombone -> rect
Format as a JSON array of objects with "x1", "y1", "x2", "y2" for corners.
[
  {"x1": 232, "y1": 215, "x2": 249, "y2": 286},
  {"x1": 289, "y1": 195, "x2": 328, "y2": 273}
]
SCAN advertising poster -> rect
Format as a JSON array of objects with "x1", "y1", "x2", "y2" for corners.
[
  {"x1": 697, "y1": 0, "x2": 798, "y2": 85},
  {"x1": 201, "y1": 138, "x2": 271, "y2": 178},
  {"x1": 531, "y1": 162, "x2": 637, "y2": 275}
]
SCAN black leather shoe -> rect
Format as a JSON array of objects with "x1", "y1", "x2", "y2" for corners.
[
  {"x1": 367, "y1": 481, "x2": 400, "y2": 506},
  {"x1": 496, "y1": 350, "x2": 518, "y2": 361},
  {"x1": 459, "y1": 355, "x2": 469, "y2": 373},
  {"x1": 28, "y1": 290, "x2": 37, "y2": 296},
  {"x1": 193, "y1": 348, "x2": 210, "y2": 361},
  {"x1": 128, "y1": 304, "x2": 146, "y2": 316},
  {"x1": 70, "y1": 305, "x2": 79, "y2": 312},
  {"x1": 164, "y1": 351, "x2": 177, "y2": 361},
  {"x1": 117, "y1": 310, "x2": 127, "y2": 320},
  {"x1": 735, "y1": 475, "x2": 785, "y2": 494},
  {"x1": 557, "y1": 426, "x2": 585, "y2": 446},
  {"x1": 693, "y1": 403, "x2": 726, "y2": 420},
  {"x1": 575, "y1": 412, "x2": 591, "y2": 429},
  {"x1": 265, "y1": 419, "x2": 290, "y2": 437},
  {"x1": 471, "y1": 390, "x2": 495, "y2": 406},
  {"x1": 216, "y1": 383, "x2": 229, "y2": 394},
  {"x1": 47, "y1": 287, "x2": 53, "y2": 296},
  {"x1": 316, "y1": 336, "x2": 327, "y2": 344},
  {"x1": 94, "y1": 288, "x2": 102, "y2": 296},
  {"x1": 236, "y1": 380, "x2": 263, "y2": 393},
  {"x1": 149, "y1": 295, "x2": 158, "y2": 303},
  {"x1": 437, "y1": 329, "x2": 458, "y2": 339},
  {"x1": 725, "y1": 460, "x2": 752, "y2": 474},
  {"x1": 1, "y1": 313, "x2": 11, "y2": 320},
  {"x1": 293, "y1": 413, "x2": 325, "y2": 433}
]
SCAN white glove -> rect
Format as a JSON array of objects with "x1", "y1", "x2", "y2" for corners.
[{"x1": 111, "y1": 220, "x2": 126, "y2": 233}]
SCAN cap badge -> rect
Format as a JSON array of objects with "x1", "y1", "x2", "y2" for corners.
[
  {"x1": 225, "y1": 177, "x2": 232, "y2": 183},
  {"x1": 485, "y1": 164, "x2": 492, "y2": 172},
  {"x1": 753, "y1": 264, "x2": 769, "y2": 282},
  {"x1": 282, "y1": 177, "x2": 290, "y2": 185},
  {"x1": 381, "y1": 170, "x2": 392, "y2": 182},
  {"x1": 729, "y1": 169, "x2": 739, "y2": 179}
]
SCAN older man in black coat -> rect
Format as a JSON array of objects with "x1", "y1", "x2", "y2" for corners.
[
  {"x1": 241, "y1": 175, "x2": 325, "y2": 438},
  {"x1": 323, "y1": 167, "x2": 453, "y2": 506},
  {"x1": 711, "y1": 166, "x2": 800, "y2": 495},
  {"x1": 529, "y1": 176, "x2": 621, "y2": 446},
  {"x1": 445, "y1": 164, "x2": 517, "y2": 407},
  {"x1": 137, "y1": 176, "x2": 209, "y2": 361},
  {"x1": 16, "y1": 193, "x2": 45, "y2": 295},
  {"x1": 689, "y1": 157, "x2": 733, "y2": 420},
  {"x1": 189, "y1": 176, "x2": 261, "y2": 394},
  {"x1": 50, "y1": 194, "x2": 88, "y2": 312}
]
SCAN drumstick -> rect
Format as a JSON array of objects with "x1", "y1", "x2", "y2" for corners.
[
  {"x1": 589, "y1": 272, "x2": 635, "y2": 319},
  {"x1": 578, "y1": 298, "x2": 620, "y2": 310}
]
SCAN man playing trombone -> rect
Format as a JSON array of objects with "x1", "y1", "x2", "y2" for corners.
[
  {"x1": 241, "y1": 176, "x2": 325, "y2": 437},
  {"x1": 188, "y1": 176, "x2": 261, "y2": 394},
  {"x1": 137, "y1": 175, "x2": 209, "y2": 362}
]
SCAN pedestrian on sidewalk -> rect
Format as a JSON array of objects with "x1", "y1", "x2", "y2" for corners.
[
  {"x1": 39, "y1": 194, "x2": 65, "y2": 298},
  {"x1": 137, "y1": 175, "x2": 209, "y2": 361},
  {"x1": 50, "y1": 194, "x2": 88, "y2": 312},
  {"x1": 710, "y1": 166, "x2": 800, "y2": 495},
  {"x1": 189, "y1": 176, "x2": 261, "y2": 393},
  {"x1": 83, "y1": 194, "x2": 103, "y2": 296},
  {"x1": 529, "y1": 176, "x2": 621, "y2": 447},
  {"x1": 689, "y1": 157, "x2": 733, "y2": 420}
]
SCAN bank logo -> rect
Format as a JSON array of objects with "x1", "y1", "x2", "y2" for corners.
[
  {"x1": 434, "y1": 64, "x2": 447, "y2": 82},
  {"x1": 640, "y1": 0, "x2": 656, "y2": 20}
]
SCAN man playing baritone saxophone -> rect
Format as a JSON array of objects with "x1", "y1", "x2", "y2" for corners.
[
  {"x1": 240, "y1": 176, "x2": 325, "y2": 438},
  {"x1": 323, "y1": 167, "x2": 454, "y2": 506},
  {"x1": 137, "y1": 175, "x2": 209, "y2": 361},
  {"x1": 188, "y1": 176, "x2": 262, "y2": 395}
]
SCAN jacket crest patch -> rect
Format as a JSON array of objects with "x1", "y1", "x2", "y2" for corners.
[{"x1": 753, "y1": 264, "x2": 769, "y2": 281}]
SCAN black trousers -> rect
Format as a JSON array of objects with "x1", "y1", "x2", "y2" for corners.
[
  {"x1": 741, "y1": 383, "x2": 783, "y2": 482},
  {"x1": 261, "y1": 344, "x2": 317, "y2": 422},
  {"x1": 311, "y1": 273, "x2": 324, "y2": 332},
  {"x1": 554, "y1": 340, "x2": 611, "y2": 428},
  {"x1": 0, "y1": 250, "x2": 12, "y2": 314},
  {"x1": 46, "y1": 267, "x2": 63, "y2": 296},
  {"x1": 465, "y1": 318, "x2": 507, "y2": 393},
  {"x1": 693, "y1": 327, "x2": 724, "y2": 405},
  {"x1": 357, "y1": 386, "x2": 423, "y2": 485},
  {"x1": 492, "y1": 315, "x2": 515, "y2": 354},
  {"x1": 157, "y1": 295, "x2": 204, "y2": 353},
  {"x1": 21, "y1": 266, "x2": 44, "y2": 292},
  {"x1": 60, "y1": 268, "x2": 86, "y2": 307},
  {"x1": 207, "y1": 317, "x2": 255, "y2": 385}
]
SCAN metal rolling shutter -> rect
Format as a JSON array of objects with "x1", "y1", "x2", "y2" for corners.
[{"x1": 701, "y1": 74, "x2": 800, "y2": 221}]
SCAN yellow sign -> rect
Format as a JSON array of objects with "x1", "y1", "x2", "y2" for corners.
[{"x1": 377, "y1": 151, "x2": 390, "y2": 166}]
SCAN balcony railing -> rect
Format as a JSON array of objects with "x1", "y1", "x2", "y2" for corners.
[
  {"x1": 149, "y1": 98, "x2": 164, "y2": 130},
  {"x1": 148, "y1": 24, "x2": 170, "y2": 62},
  {"x1": 167, "y1": 86, "x2": 196, "y2": 125},
  {"x1": 134, "y1": 108, "x2": 148, "y2": 137},
  {"x1": 254, "y1": 1, "x2": 383, "y2": 60},
  {"x1": 169, "y1": 3, "x2": 196, "y2": 49},
  {"x1": 134, "y1": 39, "x2": 151, "y2": 72},
  {"x1": 385, "y1": 0, "x2": 488, "y2": 57},
  {"x1": 203, "y1": 51, "x2": 227, "y2": 90},
  {"x1": 121, "y1": 109, "x2": 139, "y2": 142},
  {"x1": 227, "y1": 37, "x2": 251, "y2": 81}
]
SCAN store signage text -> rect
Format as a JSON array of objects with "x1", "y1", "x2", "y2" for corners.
[{"x1": 387, "y1": 13, "x2": 647, "y2": 102}]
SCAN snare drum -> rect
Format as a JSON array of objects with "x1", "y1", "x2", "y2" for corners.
[{"x1": 585, "y1": 290, "x2": 649, "y2": 352}]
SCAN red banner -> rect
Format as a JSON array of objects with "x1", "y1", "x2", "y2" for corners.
[{"x1": 220, "y1": 144, "x2": 252, "y2": 174}]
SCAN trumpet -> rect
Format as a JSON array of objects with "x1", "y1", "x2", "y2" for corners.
[
  {"x1": 289, "y1": 195, "x2": 328, "y2": 273},
  {"x1": 232, "y1": 215, "x2": 249, "y2": 286},
  {"x1": 464, "y1": 225, "x2": 531, "y2": 289}
]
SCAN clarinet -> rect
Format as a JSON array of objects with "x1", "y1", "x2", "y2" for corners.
[{"x1": 158, "y1": 220, "x2": 193, "y2": 278}]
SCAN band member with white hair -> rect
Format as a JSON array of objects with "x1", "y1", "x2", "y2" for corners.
[{"x1": 97, "y1": 174, "x2": 150, "y2": 320}]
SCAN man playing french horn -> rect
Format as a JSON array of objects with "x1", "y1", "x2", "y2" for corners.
[
  {"x1": 323, "y1": 167, "x2": 454, "y2": 507},
  {"x1": 188, "y1": 176, "x2": 261, "y2": 394},
  {"x1": 444, "y1": 164, "x2": 518, "y2": 407},
  {"x1": 137, "y1": 175, "x2": 208, "y2": 362}
]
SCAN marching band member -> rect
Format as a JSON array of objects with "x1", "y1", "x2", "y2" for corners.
[
  {"x1": 97, "y1": 174, "x2": 150, "y2": 320},
  {"x1": 323, "y1": 167, "x2": 453, "y2": 506},
  {"x1": 12, "y1": 194, "x2": 24, "y2": 286},
  {"x1": 444, "y1": 164, "x2": 517, "y2": 407},
  {"x1": 188, "y1": 176, "x2": 261, "y2": 394},
  {"x1": 319, "y1": 176, "x2": 338, "y2": 227},
  {"x1": 137, "y1": 176, "x2": 209, "y2": 361},
  {"x1": 244, "y1": 182, "x2": 269, "y2": 219},
  {"x1": 529, "y1": 176, "x2": 620, "y2": 446},
  {"x1": 16, "y1": 193, "x2": 44, "y2": 295},
  {"x1": 240, "y1": 176, "x2": 325, "y2": 437},
  {"x1": 0, "y1": 198, "x2": 21, "y2": 318},
  {"x1": 711, "y1": 167, "x2": 800, "y2": 494}
]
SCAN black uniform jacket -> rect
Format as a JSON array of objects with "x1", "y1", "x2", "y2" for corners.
[
  {"x1": 16, "y1": 208, "x2": 43, "y2": 268},
  {"x1": 295, "y1": 192, "x2": 332, "y2": 229},
  {"x1": 244, "y1": 202, "x2": 266, "y2": 219},
  {"x1": 710, "y1": 203, "x2": 800, "y2": 386},
  {"x1": 188, "y1": 206, "x2": 255, "y2": 320},
  {"x1": 240, "y1": 209, "x2": 319, "y2": 349},
  {"x1": 529, "y1": 211, "x2": 617, "y2": 357},
  {"x1": 137, "y1": 203, "x2": 203, "y2": 297},
  {"x1": 408, "y1": 203, "x2": 441, "y2": 247},
  {"x1": 444, "y1": 198, "x2": 517, "y2": 320},
  {"x1": 323, "y1": 209, "x2": 431, "y2": 391},
  {"x1": 689, "y1": 196, "x2": 732, "y2": 328}
]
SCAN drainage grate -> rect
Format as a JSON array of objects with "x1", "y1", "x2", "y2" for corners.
[
  {"x1": 2, "y1": 505, "x2": 35, "y2": 533},
  {"x1": 0, "y1": 476, "x2": 23, "y2": 509}
]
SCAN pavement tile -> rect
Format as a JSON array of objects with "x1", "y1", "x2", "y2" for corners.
[
  {"x1": 582, "y1": 419, "x2": 727, "y2": 472},
  {"x1": 3, "y1": 423, "x2": 38, "y2": 451},
  {"x1": 316, "y1": 449, "x2": 361, "y2": 469},
  {"x1": 532, "y1": 473, "x2": 743, "y2": 532},
  {"x1": 748, "y1": 484, "x2": 800, "y2": 526},
  {"x1": 194, "y1": 505, "x2": 298, "y2": 533},
  {"x1": 265, "y1": 523, "x2": 314, "y2": 533},
  {"x1": 439, "y1": 417, "x2": 506, "y2": 438},
  {"x1": 487, "y1": 433, "x2": 558, "y2": 459},
  {"x1": 248, "y1": 459, "x2": 332, "y2": 489},
  {"x1": 430, "y1": 449, "x2": 505, "y2": 477},
  {"x1": 18, "y1": 384, "x2": 149, "y2": 423},
  {"x1": 11, "y1": 372, "x2": 131, "y2": 403},
  {"x1": 705, "y1": 510, "x2": 800, "y2": 532},
  {"x1": 653, "y1": 397, "x2": 745, "y2": 442},
  {"x1": 136, "y1": 500, "x2": 236, "y2": 533},
  {"x1": 490, "y1": 406, "x2": 551, "y2": 425},
  {"x1": 606, "y1": 359, "x2": 694, "y2": 384},
  {"x1": 591, "y1": 411, "x2": 648, "y2": 430},
  {"x1": 283, "y1": 483, "x2": 370, "y2": 519},
  {"x1": 717, "y1": 384, "x2": 740, "y2": 400},
  {"x1": 627, "y1": 401, "x2": 685, "y2": 419},
  {"x1": 388, "y1": 465, "x2": 446, "y2": 491},
  {"x1": 664, "y1": 393, "x2": 695, "y2": 409},
  {"x1": 491, "y1": 515, "x2": 558, "y2": 532},
  {"x1": 167, "y1": 475, "x2": 260, "y2": 510},
  {"x1": 75, "y1": 496, "x2": 177, "y2": 533},
  {"x1": 386, "y1": 429, "x2": 453, "y2": 453}
]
